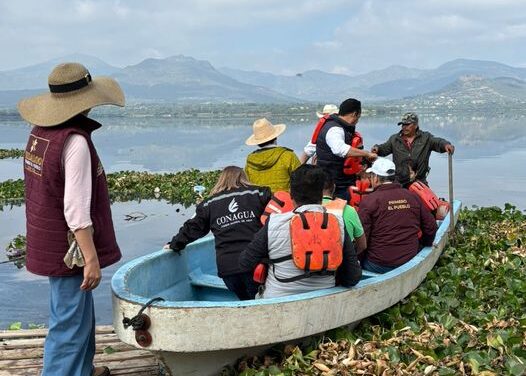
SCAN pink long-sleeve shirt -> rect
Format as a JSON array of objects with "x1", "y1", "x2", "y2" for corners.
[{"x1": 61, "y1": 134, "x2": 93, "y2": 231}]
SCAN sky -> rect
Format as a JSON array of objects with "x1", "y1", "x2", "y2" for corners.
[{"x1": 1, "y1": 0, "x2": 525, "y2": 75}]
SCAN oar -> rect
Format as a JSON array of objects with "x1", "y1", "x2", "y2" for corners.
[{"x1": 448, "y1": 152, "x2": 455, "y2": 242}]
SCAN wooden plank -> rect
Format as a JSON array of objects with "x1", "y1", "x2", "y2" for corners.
[
  {"x1": 0, "y1": 326, "x2": 163, "y2": 376},
  {"x1": 0, "y1": 325, "x2": 114, "y2": 340}
]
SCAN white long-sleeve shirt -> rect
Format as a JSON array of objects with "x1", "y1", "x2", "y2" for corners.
[
  {"x1": 303, "y1": 127, "x2": 351, "y2": 158},
  {"x1": 61, "y1": 134, "x2": 93, "y2": 231}
]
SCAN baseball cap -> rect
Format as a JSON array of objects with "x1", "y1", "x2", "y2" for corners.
[
  {"x1": 366, "y1": 158, "x2": 396, "y2": 177},
  {"x1": 397, "y1": 112, "x2": 418, "y2": 125}
]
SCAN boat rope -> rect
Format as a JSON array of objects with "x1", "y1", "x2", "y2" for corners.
[{"x1": 122, "y1": 296, "x2": 165, "y2": 330}]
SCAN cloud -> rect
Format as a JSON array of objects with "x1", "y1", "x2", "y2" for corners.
[{"x1": 0, "y1": 0, "x2": 524, "y2": 74}]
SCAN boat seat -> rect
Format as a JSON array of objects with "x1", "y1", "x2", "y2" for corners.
[
  {"x1": 188, "y1": 269, "x2": 228, "y2": 290},
  {"x1": 362, "y1": 270, "x2": 381, "y2": 278}
]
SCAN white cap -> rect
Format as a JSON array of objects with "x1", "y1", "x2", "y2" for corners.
[
  {"x1": 366, "y1": 157, "x2": 396, "y2": 177},
  {"x1": 316, "y1": 104, "x2": 338, "y2": 118}
]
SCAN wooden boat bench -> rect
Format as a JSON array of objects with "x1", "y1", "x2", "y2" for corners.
[{"x1": 188, "y1": 269, "x2": 228, "y2": 290}]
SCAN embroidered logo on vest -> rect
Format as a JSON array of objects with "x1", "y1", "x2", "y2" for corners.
[
  {"x1": 97, "y1": 160, "x2": 104, "y2": 176},
  {"x1": 24, "y1": 135, "x2": 50, "y2": 177}
]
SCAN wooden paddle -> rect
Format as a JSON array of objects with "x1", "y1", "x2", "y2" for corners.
[{"x1": 448, "y1": 152, "x2": 455, "y2": 242}]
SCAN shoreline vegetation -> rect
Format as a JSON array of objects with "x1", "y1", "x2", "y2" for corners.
[
  {"x1": 0, "y1": 169, "x2": 221, "y2": 209},
  {"x1": 4, "y1": 206, "x2": 525, "y2": 375}
]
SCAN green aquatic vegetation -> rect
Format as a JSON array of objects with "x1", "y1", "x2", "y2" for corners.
[
  {"x1": 0, "y1": 169, "x2": 221, "y2": 209},
  {"x1": 0, "y1": 149, "x2": 24, "y2": 159},
  {"x1": 237, "y1": 205, "x2": 526, "y2": 375}
]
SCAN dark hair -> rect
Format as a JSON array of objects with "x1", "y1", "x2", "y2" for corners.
[
  {"x1": 257, "y1": 138, "x2": 277, "y2": 148},
  {"x1": 290, "y1": 165, "x2": 325, "y2": 206},
  {"x1": 396, "y1": 157, "x2": 417, "y2": 188},
  {"x1": 322, "y1": 170, "x2": 335, "y2": 192},
  {"x1": 377, "y1": 174, "x2": 397, "y2": 183},
  {"x1": 338, "y1": 98, "x2": 361, "y2": 116}
]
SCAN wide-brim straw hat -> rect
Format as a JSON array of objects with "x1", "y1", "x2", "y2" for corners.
[
  {"x1": 245, "y1": 118, "x2": 286, "y2": 146},
  {"x1": 18, "y1": 62, "x2": 125, "y2": 127},
  {"x1": 316, "y1": 104, "x2": 338, "y2": 118}
]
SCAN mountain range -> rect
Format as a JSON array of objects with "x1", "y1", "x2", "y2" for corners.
[{"x1": 0, "y1": 54, "x2": 525, "y2": 106}]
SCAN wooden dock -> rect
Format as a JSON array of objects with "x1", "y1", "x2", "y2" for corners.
[{"x1": 0, "y1": 325, "x2": 165, "y2": 376}]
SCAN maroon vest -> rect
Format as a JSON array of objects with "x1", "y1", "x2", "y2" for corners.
[{"x1": 24, "y1": 115, "x2": 121, "y2": 276}]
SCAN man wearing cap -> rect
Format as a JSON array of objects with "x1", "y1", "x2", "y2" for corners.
[
  {"x1": 18, "y1": 63, "x2": 124, "y2": 376},
  {"x1": 314, "y1": 98, "x2": 377, "y2": 200},
  {"x1": 299, "y1": 104, "x2": 338, "y2": 164},
  {"x1": 245, "y1": 118, "x2": 301, "y2": 192},
  {"x1": 371, "y1": 112, "x2": 454, "y2": 185},
  {"x1": 358, "y1": 158, "x2": 437, "y2": 274}
]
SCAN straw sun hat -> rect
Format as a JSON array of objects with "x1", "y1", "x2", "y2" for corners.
[
  {"x1": 245, "y1": 118, "x2": 286, "y2": 146},
  {"x1": 316, "y1": 104, "x2": 338, "y2": 118},
  {"x1": 17, "y1": 62, "x2": 125, "y2": 127}
]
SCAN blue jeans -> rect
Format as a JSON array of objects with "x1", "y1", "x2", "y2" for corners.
[
  {"x1": 362, "y1": 258, "x2": 397, "y2": 274},
  {"x1": 42, "y1": 274, "x2": 95, "y2": 376}
]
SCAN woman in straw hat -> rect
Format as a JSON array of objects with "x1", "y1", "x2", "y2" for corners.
[
  {"x1": 18, "y1": 62, "x2": 125, "y2": 376},
  {"x1": 244, "y1": 118, "x2": 301, "y2": 193}
]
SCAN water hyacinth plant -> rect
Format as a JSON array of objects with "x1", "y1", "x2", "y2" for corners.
[
  {"x1": 0, "y1": 169, "x2": 221, "y2": 209},
  {"x1": 231, "y1": 205, "x2": 526, "y2": 376},
  {"x1": 0, "y1": 149, "x2": 24, "y2": 159}
]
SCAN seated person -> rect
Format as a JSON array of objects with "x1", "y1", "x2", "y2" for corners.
[
  {"x1": 165, "y1": 166, "x2": 271, "y2": 300},
  {"x1": 358, "y1": 158, "x2": 437, "y2": 274},
  {"x1": 245, "y1": 118, "x2": 301, "y2": 193},
  {"x1": 239, "y1": 165, "x2": 362, "y2": 299},
  {"x1": 322, "y1": 173, "x2": 367, "y2": 254}
]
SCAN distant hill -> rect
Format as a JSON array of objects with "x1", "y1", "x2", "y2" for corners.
[
  {"x1": 367, "y1": 59, "x2": 526, "y2": 99},
  {"x1": 114, "y1": 55, "x2": 296, "y2": 103},
  {"x1": 0, "y1": 54, "x2": 120, "y2": 90},
  {"x1": 218, "y1": 67, "x2": 368, "y2": 101},
  {"x1": 389, "y1": 75, "x2": 526, "y2": 111},
  {"x1": 2, "y1": 55, "x2": 526, "y2": 104}
]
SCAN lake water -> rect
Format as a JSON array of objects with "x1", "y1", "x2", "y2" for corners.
[{"x1": 1, "y1": 109, "x2": 526, "y2": 328}]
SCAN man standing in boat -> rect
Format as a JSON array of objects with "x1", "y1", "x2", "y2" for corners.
[
  {"x1": 239, "y1": 165, "x2": 362, "y2": 298},
  {"x1": 358, "y1": 158, "x2": 437, "y2": 274},
  {"x1": 371, "y1": 112, "x2": 455, "y2": 185},
  {"x1": 313, "y1": 98, "x2": 377, "y2": 201},
  {"x1": 18, "y1": 63, "x2": 123, "y2": 376},
  {"x1": 245, "y1": 118, "x2": 301, "y2": 193}
]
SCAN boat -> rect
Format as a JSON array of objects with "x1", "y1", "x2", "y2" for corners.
[{"x1": 111, "y1": 200, "x2": 462, "y2": 376}]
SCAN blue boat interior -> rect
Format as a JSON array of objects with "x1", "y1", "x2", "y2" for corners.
[{"x1": 112, "y1": 200, "x2": 461, "y2": 307}]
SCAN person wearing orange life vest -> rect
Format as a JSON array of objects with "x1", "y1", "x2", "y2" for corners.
[
  {"x1": 348, "y1": 173, "x2": 374, "y2": 210},
  {"x1": 358, "y1": 158, "x2": 437, "y2": 274},
  {"x1": 239, "y1": 165, "x2": 362, "y2": 299},
  {"x1": 396, "y1": 157, "x2": 449, "y2": 220},
  {"x1": 308, "y1": 99, "x2": 377, "y2": 201},
  {"x1": 299, "y1": 104, "x2": 338, "y2": 164},
  {"x1": 322, "y1": 172, "x2": 367, "y2": 254}
]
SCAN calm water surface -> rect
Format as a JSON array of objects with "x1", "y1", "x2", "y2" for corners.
[{"x1": 1, "y1": 110, "x2": 525, "y2": 327}]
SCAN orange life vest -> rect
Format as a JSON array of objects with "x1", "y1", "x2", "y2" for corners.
[
  {"x1": 260, "y1": 191, "x2": 294, "y2": 225},
  {"x1": 268, "y1": 211, "x2": 343, "y2": 283},
  {"x1": 348, "y1": 179, "x2": 372, "y2": 209},
  {"x1": 310, "y1": 115, "x2": 364, "y2": 176},
  {"x1": 323, "y1": 198, "x2": 347, "y2": 216},
  {"x1": 408, "y1": 181, "x2": 450, "y2": 220}
]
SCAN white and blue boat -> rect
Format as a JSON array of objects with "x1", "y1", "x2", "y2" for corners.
[{"x1": 111, "y1": 200, "x2": 461, "y2": 376}]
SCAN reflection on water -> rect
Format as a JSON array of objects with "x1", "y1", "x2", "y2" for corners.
[
  {"x1": 0, "y1": 200, "x2": 193, "y2": 328},
  {"x1": 1, "y1": 111, "x2": 526, "y2": 326}
]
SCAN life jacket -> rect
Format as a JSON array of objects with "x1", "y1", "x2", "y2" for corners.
[
  {"x1": 310, "y1": 115, "x2": 364, "y2": 176},
  {"x1": 260, "y1": 191, "x2": 294, "y2": 225},
  {"x1": 323, "y1": 197, "x2": 347, "y2": 216},
  {"x1": 269, "y1": 210, "x2": 343, "y2": 283},
  {"x1": 408, "y1": 181, "x2": 450, "y2": 220},
  {"x1": 348, "y1": 179, "x2": 372, "y2": 209}
]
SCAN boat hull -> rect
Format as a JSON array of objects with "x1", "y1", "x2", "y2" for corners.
[{"x1": 112, "y1": 200, "x2": 461, "y2": 375}]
